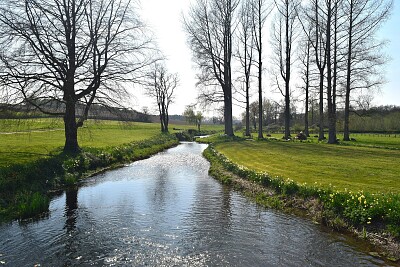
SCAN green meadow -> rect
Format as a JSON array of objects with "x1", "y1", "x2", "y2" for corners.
[
  {"x1": 263, "y1": 132, "x2": 400, "y2": 150},
  {"x1": 0, "y1": 118, "x2": 223, "y2": 167},
  {"x1": 214, "y1": 137, "x2": 400, "y2": 193}
]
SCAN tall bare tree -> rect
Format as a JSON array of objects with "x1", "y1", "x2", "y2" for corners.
[
  {"x1": 252, "y1": 0, "x2": 273, "y2": 139},
  {"x1": 183, "y1": 0, "x2": 239, "y2": 136},
  {"x1": 301, "y1": 0, "x2": 328, "y2": 141},
  {"x1": 325, "y1": 0, "x2": 338, "y2": 144},
  {"x1": 342, "y1": 0, "x2": 392, "y2": 141},
  {"x1": 271, "y1": 0, "x2": 300, "y2": 139},
  {"x1": 146, "y1": 64, "x2": 178, "y2": 133},
  {"x1": 298, "y1": 29, "x2": 313, "y2": 137},
  {"x1": 237, "y1": 0, "x2": 255, "y2": 137},
  {"x1": 0, "y1": 0, "x2": 154, "y2": 153}
]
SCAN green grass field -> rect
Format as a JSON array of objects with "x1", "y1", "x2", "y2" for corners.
[
  {"x1": 0, "y1": 118, "x2": 223, "y2": 167},
  {"x1": 247, "y1": 132, "x2": 400, "y2": 150},
  {"x1": 215, "y1": 139, "x2": 400, "y2": 193}
]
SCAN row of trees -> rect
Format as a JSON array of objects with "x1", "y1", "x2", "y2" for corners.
[
  {"x1": 0, "y1": 0, "x2": 393, "y2": 152},
  {"x1": 184, "y1": 0, "x2": 392, "y2": 143}
]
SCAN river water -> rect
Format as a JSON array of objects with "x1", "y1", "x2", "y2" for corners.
[{"x1": 0, "y1": 142, "x2": 393, "y2": 266}]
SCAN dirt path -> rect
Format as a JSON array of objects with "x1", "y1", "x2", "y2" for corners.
[{"x1": 0, "y1": 128, "x2": 64, "y2": 135}]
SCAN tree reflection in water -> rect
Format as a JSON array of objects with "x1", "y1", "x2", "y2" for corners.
[{"x1": 65, "y1": 188, "x2": 78, "y2": 231}]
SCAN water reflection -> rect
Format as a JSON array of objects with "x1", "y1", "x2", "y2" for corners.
[
  {"x1": 64, "y1": 188, "x2": 78, "y2": 231},
  {"x1": 0, "y1": 142, "x2": 394, "y2": 266}
]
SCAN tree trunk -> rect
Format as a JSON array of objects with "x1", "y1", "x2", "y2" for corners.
[
  {"x1": 245, "y1": 81, "x2": 250, "y2": 136},
  {"x1": 343, "y1": 0, "x2": 354, "y2": 142},
  {"x1": 284, "y1": 85, "x2": 290, "y2": 139},
  {"x1": 164, "y1": 103, "x2": 169, "y2": 132},
  {"x1": 224, "y1": 89, "x2": 234, "y2": 136},
  {"x1": 284, "y1": 5, "x2": 291, "y2": 140},
  {"x1": 304, "y1": 40, "x2": 310, "y2": 137},
  {"x1": 258, "y1": 4, "x2": 263, "y2": 139},
  {"x1": 258, "y1": 52, "x2": 263, "y2": 139},
  {"x1": 64, "y1": 100, "x2": 79, "y2": 153},
  {"x1": 304, "y1": 91, "x2": 309, "y2": 137},
  {"x1": 344, "y1": 91, "x2": 350, "y2": 141},
  {"x1": 326, "y1": 0, "x2": 337, "y2": 144},
  {"x1": 318, "y1": 72, "x2": 325, "y2": 141}
]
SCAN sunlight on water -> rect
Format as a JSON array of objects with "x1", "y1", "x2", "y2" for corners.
[{"x1": 0, "y1": 142, "x2": 393, "y2": 266}]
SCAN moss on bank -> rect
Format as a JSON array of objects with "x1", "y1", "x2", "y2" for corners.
[
  {"x1": 203, "y1": 145, "x2": 400, "y2": 263},
  {"x1": 0, "y1": 133, "x2": 179, "y2": 221}
]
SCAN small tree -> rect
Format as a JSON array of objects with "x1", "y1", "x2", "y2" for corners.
[
  {"x1": 184, "y1": 106, "x2": 203, "y2": 132},
  {"x1": 146, "y1": 64, "x2": 178, "y2": 133}
]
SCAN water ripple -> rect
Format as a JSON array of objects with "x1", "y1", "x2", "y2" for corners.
[{"x1": 0, "y1": 142, "x2": 392, "y2": 266}]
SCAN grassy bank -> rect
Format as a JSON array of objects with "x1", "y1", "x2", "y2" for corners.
[
  {"x1": 215, "y1": 139, "x2": 400, "y2": 193},
  {"x1": 201, "y1": 136, "x2": 400, "y2": 261},
  {"x1": 0, "y1": 119, "x2": 160, "y2": 167},
  {"x1": 0, "y1": 118, "x2": 223, "y2": 167},
  {"x1": 0, "y1": 133, "x2": 179, "y2": 221}
]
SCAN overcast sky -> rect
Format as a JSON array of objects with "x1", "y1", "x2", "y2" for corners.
[{"x1": 137, "y1": 0, "x2": 400, "y2": 117}]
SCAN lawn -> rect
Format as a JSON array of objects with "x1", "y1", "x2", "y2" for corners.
[
  {"x1": 215, "y1": 139, "x2": 400, "y2": 193},
  {"x1": 252, "y1": 132, "x2": 400, "y2": 150},
  {"x1": 344, "y1": 133, "x2": 400, "y2": 149},
  {"x1": 0, "y1": 118, "x2": 223, "y2": 167}
]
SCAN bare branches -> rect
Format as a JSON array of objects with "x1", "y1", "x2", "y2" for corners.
[
  {"x1": 0, "y1": 0, "x2": 156, "y2": 152},
  {"x1": 183, "y1": 0, "x2": 239, "y2": 136},
  {"x1": 145, "y1": 63, "x2": 178, "y2": 132}
]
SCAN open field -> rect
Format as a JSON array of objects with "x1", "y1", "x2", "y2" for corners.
[
  {"x1": 0, "y1": 118, "x2": 223, "y2": 167},
  {"x1": 244, "y1": 132, "x2": 400, "y2": 150},
  {"x1": 215, "y1": 139, "x2": 400, "y2": 193}
]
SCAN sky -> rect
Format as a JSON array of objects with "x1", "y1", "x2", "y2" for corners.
[{"x1": 137, "y1": 0, "x2": 400, "y2": 117}]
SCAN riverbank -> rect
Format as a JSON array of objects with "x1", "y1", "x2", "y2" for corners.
[
  {"x1": 0, "y1": 133, "x2": 179, "y2": 221},
  {"x1": 202, "y1": 143, "x2": 400, "y2": 263}
]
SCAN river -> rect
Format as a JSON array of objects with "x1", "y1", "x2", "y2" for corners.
[{"x1": 0, "y1": 142, "x2": 392, "y2": 266}]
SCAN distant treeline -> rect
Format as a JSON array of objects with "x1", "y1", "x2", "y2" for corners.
[
  {"x1": 0, "y1": 102, "x2": 152, "y2": 123},
  {"x1": 240, "y1": 104, "x2": 400, "y2": 134},
  {"x1": 347, "y1": 106, "x2": 400, "y2": 133}
]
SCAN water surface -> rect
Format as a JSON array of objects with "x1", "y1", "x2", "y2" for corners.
[{"x1": 0, "y1": 142, "x2": 392, "y2": 266}]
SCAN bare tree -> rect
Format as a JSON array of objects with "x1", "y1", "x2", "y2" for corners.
[
  {"x1": 252, "y1": 0, "x2": 273, "y2": 139},
  {"x1": 302, "y1": 0, "x2": 328, "y2": 141},
  {"x1": 298, "y1": 30, "x2": 313, "y2": 137},
  {"x1": 146, "y1": 64, "x2": 178, "y2": 133},
  {"x1": 270, "y1": 0, "x2": 300, "y2": 139},
  {"x1": 342, "y1": 0, "x2": 392, "y2": 141},
  {"x1": 0, "y1": 0, "x2": 154, "y2": 153},
  {"x1": 325, "y1": 0, "x2": 337, "y2": 144},
  {"x1": 183, "y1": 0, "x2": 239, "y2": 136},
  {"x1": 237, "y1": 0, "x2": 255, "y2": 137}
]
